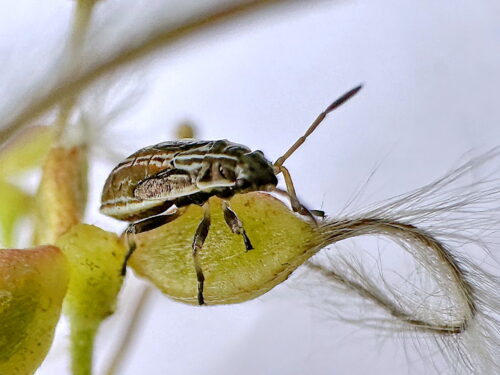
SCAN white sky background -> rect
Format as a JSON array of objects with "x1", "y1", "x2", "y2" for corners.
[{"x1": 1, "y1": 0, "x2": 500, "y2": 374}]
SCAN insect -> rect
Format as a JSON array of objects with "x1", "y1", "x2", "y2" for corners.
[{"x1": 100, "y1": 85, "x2": 362, "y2": 305}]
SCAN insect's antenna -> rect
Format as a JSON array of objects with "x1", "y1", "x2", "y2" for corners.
[{"x1": 273, "y1": 84, "x2": 363, "y2": 169}]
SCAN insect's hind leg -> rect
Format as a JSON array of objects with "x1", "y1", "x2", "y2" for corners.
[
  {"x1": 222, "y1": 200, "x2": 253, "y2": 251},
  {"x1": 123, "y1": 210, "x2": 183, "y2": 276},
  {"x1": 192, "y1": 202, "x2": 211, "y2": 305}
]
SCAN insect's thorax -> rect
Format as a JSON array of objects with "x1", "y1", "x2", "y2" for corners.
[{"x1": 100, "y1": 139, "x2": 277, "y2": 221}]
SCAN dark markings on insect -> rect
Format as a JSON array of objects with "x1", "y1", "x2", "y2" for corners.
[{"x1": 100, "y1": 85, "x2": 363, "y2": 305}]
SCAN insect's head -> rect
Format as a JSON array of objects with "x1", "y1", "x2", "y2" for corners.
[{"x1": 233, "y1": 150, "x2": 278, "y2": 193}]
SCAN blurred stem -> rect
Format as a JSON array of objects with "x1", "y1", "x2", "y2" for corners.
[
  {"x1": 0, "y1": 0, "x2": 293, "y2": 145},
  {"x1": 55, "y1": 0, "x2": 97, "y2": 139},
  {"x1": 104, "y1": 285, "x2": 153, "y2": 375},
  {"x1": 69, "y1": 0, "x2": 97, "y2": 58},
  {"x1": 70, "y1": 318, "x2": 99, "y2": 375}
]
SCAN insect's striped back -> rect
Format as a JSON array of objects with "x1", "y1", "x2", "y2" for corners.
[{"x1": 100, "y1": 140, "x2": 251, "y2": 220}]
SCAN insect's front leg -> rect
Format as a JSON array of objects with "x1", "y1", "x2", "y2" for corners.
[
  {"x1": 274, "y1": 165, "x2": 318, "y2": 224},
  {"x1": 273, "y1": 187, "x2": 326, "y2": 219},
  {"x1": 221, "y1": 200, "x2": 253, "y2": 251},
  {"x1": 123, "y1": 210, "x2": 183, "y2": 276},
  {"x1": 192, "y1": 202, "x2": 211, "y2": 305}
]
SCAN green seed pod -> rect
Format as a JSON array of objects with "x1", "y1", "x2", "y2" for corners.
[
  {"x1": 0, "y1": 246, "x2": 69, "y2": 375},
  {"x1": 130, "y1": 192, "x2": 319, "y2": 305}
]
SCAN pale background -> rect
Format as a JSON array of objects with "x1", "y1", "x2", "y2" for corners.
[{"x1": 0, "y1": 0, "x2": 499, "y2": 374}]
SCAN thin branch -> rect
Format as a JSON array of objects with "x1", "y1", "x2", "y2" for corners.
[
  {"x1": 55, "y1": 0, "x2": 97, "y2": 139},
  {"x1": 0, "y1": 0, "x2": 296, "y2": 145}
]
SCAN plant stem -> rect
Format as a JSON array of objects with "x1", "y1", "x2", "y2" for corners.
[
  {"x1": 64, "y1": 4, "x2": 99, "y2": 375},
  {"x1": 70, "y1": 318, "x2": 99, "y2": 375},
  {"x1": 55, "y1": 0, "x2": 97, "y2": 139}
]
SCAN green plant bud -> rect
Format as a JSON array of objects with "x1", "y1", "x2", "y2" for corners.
[
  {"x1": 175, "y1": 122, "x2": 196, "y2": 139},
  {"x1": 0, "y1": 126, "x2": 54, "y2": 178},
  {"x1": 0, "y1": 245, "x2": 69, "y2": 375},
  {"x1": 57, "y1": 224, "x2": 126, "y2": 321},
  {"x1": 56, "y1": 224, "x2": 126, "y2": 375},
  {"x1": 34, "y1": 145, "x2": 87, "y2": 245},
  {"x1": 130, "y1": 192, "x2": 320, "y2": 305},
  {"x1": 0, "y1": 181, "x2": 33, "y2": 247}
]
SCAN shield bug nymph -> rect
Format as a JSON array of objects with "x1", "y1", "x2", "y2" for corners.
[{"x1": 100, "y1": 85, "x2": 362, "y2": 305}]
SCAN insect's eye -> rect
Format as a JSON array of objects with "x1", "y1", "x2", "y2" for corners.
[
  {"x1": 219, "y1": 165, "x2": 235, "y2": 180},
  {"x1": 236, "y1": 178, "x2": 250, "y2": 189}
]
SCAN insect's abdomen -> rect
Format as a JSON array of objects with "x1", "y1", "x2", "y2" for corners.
[{"x1": 100, "y1": 148, "x2": 176, "y2": 221}]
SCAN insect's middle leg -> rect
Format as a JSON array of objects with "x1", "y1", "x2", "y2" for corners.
[
  {"x1": 222, "y1": 200, "x2": 253, "y2": 250},
  {"x1": 192, "y1": 202, "x2": 211, "y2": 305},
  {"x1": 123, "y1": 210, "x2": 183, "y2": 276}
]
